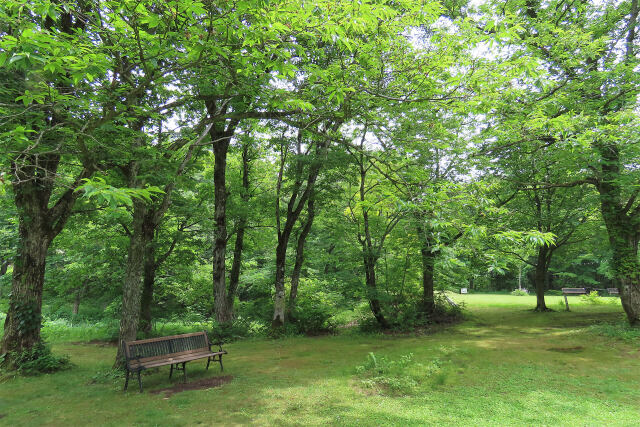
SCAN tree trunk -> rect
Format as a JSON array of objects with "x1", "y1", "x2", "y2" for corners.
[
  {"x1": 597, "y1": 141, "x2": 640, "y2": 325},
  {"x1": 227, "y1": 142, "x2": 251, "y2": 315},
  {"x1": 272, "y1": 135, "x2": 328, "y2": 328},
  {"x1": 533, "y1": 245, "x2": 551, "y2": 311},
  {"x1": 72, "y1": 280, "x2": 89, "y2": 316},
  {"x1": 139, "y1": 214, "x2": 157, "y2": 335},
  {"x1": 0, "y1": 260, "x2": 9, "y2": 276},
  {"x1": 607, "y1": 228, "x2": 640, "y2": 325},
  {"x1": 420, "y1": 245, "x2": 436, "y2": 316},
  {"x1": 363, "y1": 250, "x2": 389, "y2": 328},
  {"x1": 212, "y1": 134, "x2": 233, "y2": 324},
  {"x1": 114, "y1": 197, "x2": 147, "y2": 368},
  {"x1": 273, "y1": 237, "x2": 288, "y2": 327},
  {"x1": 1, "y1": 155, "x2": 90, "y2": 365},
  {"x1": 1, "y1": 219, "x2": 51, "y2": 359},
  {"x1": 287, "y1": 194, "x2": 316, "y2": 319}
]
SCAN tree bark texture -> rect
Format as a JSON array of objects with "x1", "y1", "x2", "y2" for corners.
[
  {"x1": 212, "y1": 131, "x2": 233, "y2": 324},
  {"x1": 596, "y1": 141, "x2": 640, "y2": 325},
  {"x1": 533, "y1": 245, "x2": 553, "y2": 311},
  {"x1": 420, "y1": 244, "x2": 436, "y2": 316},
  {"x1": 287, "y1": 194, "x2": 316, "y2": 318},
  {"x1": 114, "y1": 198, "x2": 147, "y2": 368},
  {"x1": 228, "y1": 142, "x2": 251, "y2": 315},
  {"x1": 1, "y1": 153, "x2": 91, "y2": 363},
  {"x1": 139, "y1": 212, "x2": 157, "y2": 335}
]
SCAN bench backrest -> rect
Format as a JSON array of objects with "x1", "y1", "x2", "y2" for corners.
[
  {"x1": 124, "y1": 331, "x2": 210, "y2": 364},
  {"x1": 607, "y1": 288, "x2": 619, "y2": 294},
  {"x1": 561, "y1": 287, "x2": 587, "y2": 295}
]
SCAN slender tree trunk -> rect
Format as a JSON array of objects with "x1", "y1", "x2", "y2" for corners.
[
  {"x1": 0, "y1": 260, "x2": 9, "y2": 276},
  {"x1": 72, "y1": 280, "x2": 89, "y2": 316},
  {"x1": 0, "y1": 260, "x2": 9, "y2": 299},
  {"x1": 420, "y1": 245, "x2": 436, "y2": 316},
  {"x1": 359, "y1": 157, "x2": 389, "y2": 328},
  {"x1": 287, "y1": 194, "x2": 316, "y2": 319},
  {"x1": 273, "y1": 237, "x2": 288, "y2": 327},
  {"x1": 227, "y1": 142, "x2": 251, "y2": 315},
  {"x1": 363, "y1": 249, "x2": 389, "y2": 328},
  {"x1": 533, "y1": 245, "x2": 550, "y2": 311},
  {"x1": 272, "y1": 135, "x2": 328, "y2": 328}
]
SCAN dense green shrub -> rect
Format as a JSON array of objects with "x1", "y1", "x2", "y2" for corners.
[
  {"x1": 3, "y1": 341, "x2": 72, "y2": 375},
  {"x1": 510, "y1": 289, "x2": 528, "y2": 296},
  {"x1": 581, "y1": 291, "x2": 606, "y2": 305}
]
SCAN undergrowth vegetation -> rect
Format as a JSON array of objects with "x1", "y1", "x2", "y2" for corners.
[
  {"x1": 354, "y1": 346, "x2": 461, "y2": 396},
  {"x1": 589, "y1": 321, "x2": 640, "y2": 342}
]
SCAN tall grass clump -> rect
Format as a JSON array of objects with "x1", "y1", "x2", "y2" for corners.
[
  {"x1": 354, "y1": 350, "x2": 455, "y2": 396},
  {"x1": 589, "y1": 321, "x2": 640, "y2": 342}
]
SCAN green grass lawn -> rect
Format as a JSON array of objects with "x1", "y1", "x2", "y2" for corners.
[{"x1": 2, "y1": 294, "x2": 639, "y2": 426}]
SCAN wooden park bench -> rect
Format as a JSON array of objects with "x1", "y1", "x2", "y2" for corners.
[
  {"x1": 123, "y1": 331, "x2": 226, "y2": 392},
  {"x1": 607, "y1": 287, "x2": 620, "y2": 296},
  {"x1": 561, "y1": 287, "x2": 587, "y2": 311}
]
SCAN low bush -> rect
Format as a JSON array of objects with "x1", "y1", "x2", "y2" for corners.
[
  {"x1": 355, "y1": 352, "x2": 419, "y2": 395},
  {"x1": 511, "y1": 289, "x2": 528, "y2": 296},
  {"x1": 2, "y1": 341, "x2": 72, "y2": 375},
  {"x1": 581, "y1": 291, "x2": 606, "y2": 305},
  {"x1": 354, "y1": 351, "x2": 453, "y2": 396}
]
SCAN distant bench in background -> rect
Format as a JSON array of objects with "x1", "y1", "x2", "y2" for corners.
[{"x1": 561, "y1": 288, "x2": 587, "y2": 311}]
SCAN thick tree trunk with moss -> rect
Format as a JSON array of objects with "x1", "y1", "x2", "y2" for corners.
[
  {"x1": 1, "y1": 216, "x2": 51, "y2": 360},
  {"x1": 1, "y1": 154, "x2": 90, "y2": 366}
]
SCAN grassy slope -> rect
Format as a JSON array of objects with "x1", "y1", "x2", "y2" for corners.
[{"x1": 1, "y1": 294, "x2": 639, "y2": 426}]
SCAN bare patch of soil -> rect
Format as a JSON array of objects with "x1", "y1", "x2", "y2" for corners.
[
  {"x1": 151, "y1": 375, "x2": 233, "y2": 397},
  {"x1": 547, "y1": 346, "x2": 584, "y2": 353}
]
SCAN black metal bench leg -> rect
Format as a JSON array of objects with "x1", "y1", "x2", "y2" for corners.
[
  {"x1": 137, "y1": 370, "x2": 143, "y2": 393},
  {"x1": 182, "y1": 362, "x2": 187, "y2": 382},
  {"x1": 219, "y1": 355, "x2": 223, "y2": 372},
  {"x1": 170, "y1": 363, "x2": 174, "y2": 379},
  {"x1": 124, "y1": 370, "x2": 130, "y2": 391},
  {"x1": 206, "y1": 357, "x2": 211, "y2": 370}
]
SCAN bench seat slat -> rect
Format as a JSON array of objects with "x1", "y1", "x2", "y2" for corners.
[{"x1": 129, "y1": 351, "x2": 226, "y2": 370}]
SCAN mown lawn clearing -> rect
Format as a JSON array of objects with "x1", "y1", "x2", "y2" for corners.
[{"x1": 1, "y1": 294, "x2": 638, "y2": 426}]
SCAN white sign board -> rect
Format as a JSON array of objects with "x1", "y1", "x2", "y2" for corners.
[{"x1": 460, "y1": 288, "x2": 468, "y2": 294}]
